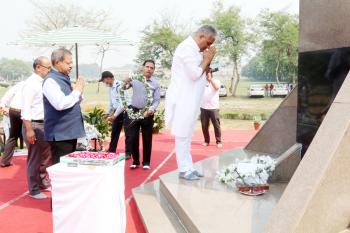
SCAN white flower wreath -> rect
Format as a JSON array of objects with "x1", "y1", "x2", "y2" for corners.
[
  {"x1": 119, "y1": 75, "x2": 153, "y2": 120},
  {"x1": 217, "y1": 155, "x2": 276, "y2": 188}
]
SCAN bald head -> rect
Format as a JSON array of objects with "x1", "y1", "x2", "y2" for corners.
[{"x1": 33, "y1": 56, "x2": 51, "y2": 78}]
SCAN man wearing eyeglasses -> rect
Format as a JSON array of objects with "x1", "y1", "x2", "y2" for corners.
[
  {"x1": 21, "y1": 56, "x2": 52, "y2": 199},
  {"x1": 42, "y1": 48, "x2": 85, "y2": 165}
]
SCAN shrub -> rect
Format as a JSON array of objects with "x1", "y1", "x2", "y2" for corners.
[
  {"x1": 83, "y1": 107, "x2": 110, "y2": 140},
  {"x1": 221, "y1": 113, "x2": 240, "y2": 120},
  {"x1": 260, "y1": 113, "x2": 268, "y2": 120},
  {"x1": 241, "y1": 113, "x2": 254, "y2": 120}
]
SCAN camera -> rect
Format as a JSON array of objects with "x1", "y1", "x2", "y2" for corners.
[{"x1": 210, "y1": 67, "x2": 219, "y2": 73}]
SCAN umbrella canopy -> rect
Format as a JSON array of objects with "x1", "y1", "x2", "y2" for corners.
[{"x1": 11, "y1": 26, "x2": 133, "y2": 78}]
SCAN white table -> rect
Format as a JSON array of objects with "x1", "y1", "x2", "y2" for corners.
[{"x1": 47, "y1": 160, "x2": 125, "y2": 233}]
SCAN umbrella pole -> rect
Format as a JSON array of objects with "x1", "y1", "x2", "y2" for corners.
[{"x1": 75, "y1": 43, "x2": 79, "y2": 79}]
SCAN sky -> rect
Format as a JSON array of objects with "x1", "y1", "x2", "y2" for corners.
[{"x1": 0, "y1": 0, "x2": 299, "y2": 68}]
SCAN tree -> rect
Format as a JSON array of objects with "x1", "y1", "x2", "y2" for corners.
[
  {"x1": 136, "y1": 15, "x2": 186, "y2": 74},
  {"x1": 26, "y1": 0, "x2": 123, "y2": 91},
  {"x1": 257, "y1": 10, "x2": 298, "y2": 83},
  {"x1": 203, "y1": 1, "x2": 254, "y2": 96},
  {"x1": 26, "y1": 0, "x2": 120, "y2": 33},
  {"x1": 0, "y1": 59, "x2": 32, "y2": 81}
]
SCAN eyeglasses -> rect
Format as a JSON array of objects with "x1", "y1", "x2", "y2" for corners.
[{"x1": 39, "y1": 64, "x2": 51, "y2": 70}]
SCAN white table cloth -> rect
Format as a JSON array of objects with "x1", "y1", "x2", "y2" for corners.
[{"x1": 47, "y1": 160, "x2": 125, "y2": 233}]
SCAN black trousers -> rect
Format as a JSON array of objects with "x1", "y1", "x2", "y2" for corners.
[
  {"x1": 50, "y1": 139, "x2": 77, "y2": 165},
  {"x1": 200, "y1": 108, "x2": 222, "y2": 144},
  {"x1": 108, "y1": 113, "x2": 124, "y2": 153},
  {"x1": 125, "y1": 113, "x2": 153, "y2": 166},
  {"x1": 0, "y1": 109, "x2": 23, "y2": 165}
]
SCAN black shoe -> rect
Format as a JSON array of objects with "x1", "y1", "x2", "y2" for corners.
[{"x1": 0, "y1": 162, "x2": 13, "y2": 168}]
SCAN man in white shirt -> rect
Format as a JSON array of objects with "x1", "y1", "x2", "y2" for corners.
[
  {"x1": 165, "y1": 25, "x2": 217, "y2": 180},
  {"x1": 42, "y1": 48, "x2": 85, "y2": 164},
  {"x1": 0, "y1": 81, "x2": 25, "y2": 167},
  {"x1": 99, "y1": 71, "x2": 132, "y2": 159},
  {"x1": 200, "y1": 71, "x2": 222, "y2": 148},
  {"x1": 22, "y1": 56, "x2": 52, "y2": 199}
]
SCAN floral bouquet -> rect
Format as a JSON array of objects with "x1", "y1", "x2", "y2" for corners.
[
  {"x1": 217, "y1": 155, "x2": 276, "y2": 195},
  {"x1": 61, "y1": 151, "x2": 125, "y2": 167},
  {"x1": 77, "y1": 123, "x2": 102, "y2": 151}
]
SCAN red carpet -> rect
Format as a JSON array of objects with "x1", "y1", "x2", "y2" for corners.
[{"x1": 0, "y1": 130, "x2": 255, "y2": 233}]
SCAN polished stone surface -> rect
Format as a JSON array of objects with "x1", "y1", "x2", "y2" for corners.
[
  {"x1": 159, "y1": 149, "x2": 287, "y2": 233},
  {"x1": 300, "y1": 0, "x2": 350, "y2": 52},
  {"x1": 246, "y1": 88, "x2": 297, "y2": 155},
  {"x1": 265, "y1": 76, "x2": 350, "y2": 233},
  {"x1": 132, "y1": 180, "x2": 185, "y2": 233},
  {"x1": 297, "y1": 48, "x2": 350, "y2": 155}
]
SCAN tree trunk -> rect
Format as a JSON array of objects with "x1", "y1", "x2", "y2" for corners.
[
  {"x1": 97, "y1": 45, "x2": 108, "y2": 93},
  {"x1": 230, "y1": 59, "x2": 240, "y2": 96},
  {"x1": 275, "y1": 52, "x2": 280, "y2": 83}
]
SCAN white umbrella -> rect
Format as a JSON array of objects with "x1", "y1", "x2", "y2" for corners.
[{"x1": 11, "y1": 26, "x2": 133, "y2": 78}]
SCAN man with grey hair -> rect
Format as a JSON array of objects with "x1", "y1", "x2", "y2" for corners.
[
  {"x1": 42, "y1": 48, "x2": 85, "y2": 165},
  {"x1": 165, "y1": 25, "x2": 217, "y2": 180},
  {"x1": 22, "y1": 56, "x2": 52, "y2": 199}
]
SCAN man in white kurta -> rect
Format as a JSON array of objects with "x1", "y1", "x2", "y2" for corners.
[{"x1": 165, "y1": 25, "x2": 217, "y2": 180}]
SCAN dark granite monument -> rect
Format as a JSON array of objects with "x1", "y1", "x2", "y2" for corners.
[{"x1": 297, "y1": 48, "x2": 350, "y2": 155}]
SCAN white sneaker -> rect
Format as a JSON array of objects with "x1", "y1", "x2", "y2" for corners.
[
  {"x1": 129, "y1": 164, "x2": 139, "y2": 169},
  {"x1": 143, "y1": 165, "x2": 151, "y2": 170},
  {"x1": 29, "y1": 193, "x2": 48, "y2": 199},
  {"x1": 217, "y1": 143, "x2": 223, "y2": 148}
]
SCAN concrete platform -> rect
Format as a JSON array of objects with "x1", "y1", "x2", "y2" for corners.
[
  {"x1": 132, "y1": 180, "x2": 187, "y2": 233},
  {"x1": 133, "y1": 148, "x2": 288, "y2": 233}
]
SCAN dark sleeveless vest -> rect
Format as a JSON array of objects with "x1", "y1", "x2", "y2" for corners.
[{"x1": 43, "y1": 70, "x2": 85, "y2": 141}]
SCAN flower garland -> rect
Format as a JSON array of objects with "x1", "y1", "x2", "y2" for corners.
[
  {"x1": 217, "y1": 155, "x2": 276, "y2": 188},
  {"x1": 119, "y1": 75, "x2": 153, "y2": 120}
]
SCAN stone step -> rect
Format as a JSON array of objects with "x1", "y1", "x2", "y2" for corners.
[
  {"x1": 132, "y1": 180, "x2": 187, "y2": 233},
  {"x1": 159, "y1": 148, "x2": 287, "y2": 233}
]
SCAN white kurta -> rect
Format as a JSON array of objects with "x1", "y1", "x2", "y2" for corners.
[{"x1": 165, "y1": 36, "x2": 206, "y2": 138}]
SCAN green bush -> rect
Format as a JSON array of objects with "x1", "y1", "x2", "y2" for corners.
[
  {"x1": 221, "y1": 113, "x2": 240, "y2": 120},
  {"x1": 0, "y1": 83, "x2": 9, "y2": 88},
  {"x1": 260, "y1": 113, "x2": 268, "y2": 120},
  {"x1": 241, "y1": 113, "x2": 254, "y2": 120}
]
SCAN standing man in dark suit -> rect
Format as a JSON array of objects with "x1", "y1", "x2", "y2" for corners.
[
  {"x1": 126, "y1": 60, "x2": 160, "y2": 170},
  {"x1": 42, "y1": 48, "x2": 85, "y2": 164}
]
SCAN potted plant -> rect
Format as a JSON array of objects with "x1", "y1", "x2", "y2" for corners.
[
  {"x1": 152, "y1": 109, "x2": 165, "y2": 134},
  {"x1": 253, "y1": 115, "x2": 261, "y2": 130},
  {"x1": 83, "y1": 107, "x2": 111, "y2": 150}
]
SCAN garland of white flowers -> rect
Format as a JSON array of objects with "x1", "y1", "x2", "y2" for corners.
[
  {"x1": 120, "y1": 75, "x2": 153, "y2": 120},
  {"x1": 217, "y1": 155, "x2": 276, "y2": 188}
]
